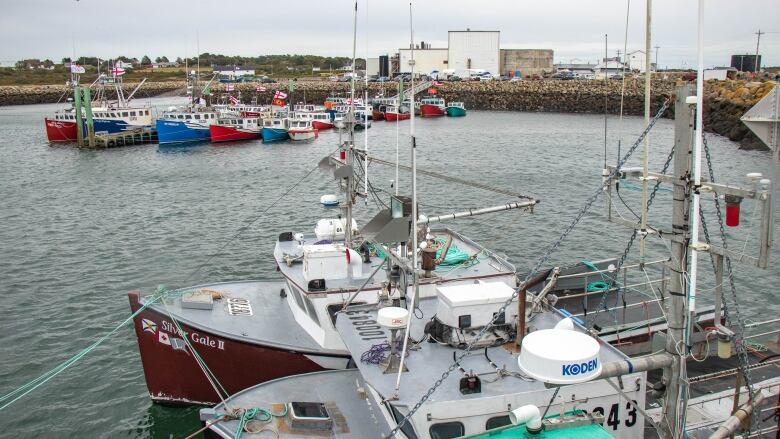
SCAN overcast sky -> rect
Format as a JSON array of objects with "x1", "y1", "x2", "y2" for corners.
[{"x1": 2, "y1": 0, "x2": 778, "y2": 68}]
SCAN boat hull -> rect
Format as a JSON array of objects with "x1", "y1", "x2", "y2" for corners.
[
  {"x1": 261, "y1": 127, "x2": 289, "y2": 142},
  {"x1": 311, "y1": 120, "x2": 335, "y2": 131},
  {"x1": 372, "y1": 110, "x2": 385, "y2": 121},
  {"x1": 156, "y1": 120, "x2": 211, "y2": 146},
  {"x1": 445, "y1": 106, "x2": 467, "y2": 117},
  {"x1": 44, "y1": 118, "x2": 78, "y2": 142},
  {"x1": 288, "y1": 129, "x2": 318, "y2": 141},
  {"x1": 384, "y1": 112, "x2": 410, "y2": 121},
  {"x1": 209, "y1": 125, "x2": 260, "y2": 143},
  {"x1": 420, "y1": 104, "x2": 445, "y2": 117},
  {"x1": 128, "y1": 291, "x2": 345, "y2": 405}
]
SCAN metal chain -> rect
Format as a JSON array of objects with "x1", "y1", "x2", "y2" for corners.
[
  {"x1": 700, "y1": 135, "x2": 755, "y2": 405},
  {"x1": 585, "y1": 129, "x2": 677, "y2": 329},
  {"x1": 383, "y1": 98, "x2": 671, "y2": 438}
]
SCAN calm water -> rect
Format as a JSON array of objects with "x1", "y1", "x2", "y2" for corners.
[{"x1": 0, "y1": 98, "x2": 777, "y2": 438}]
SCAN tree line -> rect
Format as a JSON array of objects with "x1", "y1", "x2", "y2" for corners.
[{"x1": 16, "y1": 54, "x2": 366, "y2": 71}]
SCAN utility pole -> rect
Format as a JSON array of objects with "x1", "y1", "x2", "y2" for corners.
[
  {"x1": 754, "y1": 29, "x2": 764, "y2": 73},
  {"x1": 654, "y1": 45, "x2": 660, "y2": 71}
]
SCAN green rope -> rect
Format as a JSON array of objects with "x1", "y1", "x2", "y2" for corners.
[
  {"x1": 434, "y1": 238, "x2": 472, "y2": 266},
  {"x1": 234, "y1": 404, "x2": 288, "y2": 439},
  {"x1": 0, "y1": 286, "x2": 181, "y2": 411}
]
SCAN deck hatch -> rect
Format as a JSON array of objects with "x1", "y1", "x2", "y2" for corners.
[{"x1": 226, "y1": 297, "x2": 253, "y2": 316}]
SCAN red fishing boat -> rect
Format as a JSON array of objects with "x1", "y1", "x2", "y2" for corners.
[
  {"x1": 44, "y1": 116, "x2": 78, "y2": 142},
  {"x1": 209, "y1": 117, "x2": 261, "y2": 143},
  {"x1": 310, "y1": 113, "x2": 335, "y2": 130},
  {"x1": 384, "y1": 105, "x2": 410, "y2": 121},
  {"x1": 419, "y1": 97, "x2": 446, "y2": 117}
]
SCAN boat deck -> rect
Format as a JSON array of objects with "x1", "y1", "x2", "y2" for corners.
[
  {"x1": 274, "y1": 227, "x2": 517, "y2": 294},
  {"x1": 140, "y1": 280, "x2": 336, "y2": 354},
  {"x1": 334, "y1": 298, "x2": 633, "y2": 406},
  {"x1": 202, "y1": 369, "x2": 390, "y2": 438}
]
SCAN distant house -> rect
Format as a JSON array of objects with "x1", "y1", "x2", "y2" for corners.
[
  {"x1": 594, "y1": 59, "x2": 627, "y2": 76},
  {"x1": 115, "y1": 60, "x2": 134, "y2": 70},
  {"x1": 554, "y1": 60, "x2": 596, "y2": 75},
  {"x1": 151, "y1": 61, "x2": 179, "y2": 69},
  {"x1": 212, "y1": 65, "x2": 256, "y2": 78}
]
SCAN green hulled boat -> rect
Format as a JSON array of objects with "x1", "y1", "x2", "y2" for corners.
[{"x1": 446, "y1": 101, "x2": 467, "y2": 117}]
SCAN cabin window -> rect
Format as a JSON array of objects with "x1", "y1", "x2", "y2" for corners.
[
  {"x1": 129, "y1": 111, "x2": 135, "y2": 116},
  {"x1": 486, "y1": 416, "x2": 512, "y2": 430},
  {"x1": 145, "y1": 110, "x2": 150, "y2": 115},
  {"x1": 122, "y1": 112, "x2": 128, "y2": 117},
  {"x1": 302, "y1": 295, "x2": 320, "y2": 326},
  {"x1": 430, "y1": 422, "x2": 465, "y2": 439},
  {"x1": 185, "y1": 115, "x2": 191, "y2": 120},
  {"x1": 194, "y1": 115, "x2": 201, "y2": 120},
  {"x1": 177, "y1": 115, "x2": 184, "y2": 119}
]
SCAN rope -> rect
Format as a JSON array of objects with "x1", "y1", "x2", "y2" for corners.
[
  {"x1": 0, "y1": 149, "x2": 333, "y2": 410},
  {"x1": 0, "y1": 286, "x2": 177, "y2": 410}
]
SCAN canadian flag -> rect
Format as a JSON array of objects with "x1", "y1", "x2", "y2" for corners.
[
  {"x1": 229, "y1": 95, "x2": 240, "y2": 105},
  {"x1": 273, "y1": 90, "x2": 287, "y2": 100},
  {"x1": 158, "y1": 331, "x2": 171, "y2": 345}
]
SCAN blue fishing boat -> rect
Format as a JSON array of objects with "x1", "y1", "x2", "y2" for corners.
[
  {"x1": 156, "y1": 108, "x2": 217, "y2": 146},
  {"x1": 261, "y1": 118, "x2": 289, "y2": 142}
]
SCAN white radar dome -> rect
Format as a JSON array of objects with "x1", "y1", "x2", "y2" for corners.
[
  {"x1": 518, "y1": 329, "x2": 601, "y2": 384},
  {"x1": 377, "y1": 307, "x2": 409, "y2": 329},
  {"x1": 320, "y1": 194, "x2": 339, "y2": 206}
]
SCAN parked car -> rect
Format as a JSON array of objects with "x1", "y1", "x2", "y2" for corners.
[
  {"x1": 681, "y1": 72, "x2": 697, "y2": 81},
  {"x1": 367, "y1": 75, "x2": 379, "y2": 82},
  {"x1": 377, "y1": 76, "x2": 390, "y2": 82},
  {"x1": 329, "y1": 75, "x2": 339, "y2": 82},
  {"x1": 447, "y1": 75, "x2": 462, "y2": 82},
  {"x1": 509, "y1": 77, "x2": 522, "y2": 82},
  {"x1": 498, "y1": 75, "x2": 510, "y2": 81}
]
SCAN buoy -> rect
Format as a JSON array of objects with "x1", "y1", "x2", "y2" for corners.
[{"x1": 320, "y1": 194, "x2": 339, "y2": 206}]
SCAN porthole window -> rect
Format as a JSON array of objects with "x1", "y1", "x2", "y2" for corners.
[
  {"x1": 486, "y1": 416, "x2": 512, "y2": 430},
  {"x1": 430, "y1": 422, "x2": 464, "y2": 439}
]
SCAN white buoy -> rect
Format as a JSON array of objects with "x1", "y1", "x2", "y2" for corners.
[{"x1": 320, "y1": 194, "x2": 339, "y2": 207}]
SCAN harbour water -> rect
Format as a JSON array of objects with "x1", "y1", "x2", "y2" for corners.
[{"x1": 0, "y1": 97, "x2": 777, "y2": 437}]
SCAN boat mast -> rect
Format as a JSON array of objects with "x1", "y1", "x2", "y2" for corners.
[
  {"x1": 344, "y1": 0, "x2": 358, "y2": 249},
  {"x1": 393, "y1": 1, "x2": 417, "y2": 397},
  {"x1": 639, "y1": 0, "x2": 652, "y2": 261},
  {"x1": 364, "y1": 0, "x2": 369, "y2": 200}
]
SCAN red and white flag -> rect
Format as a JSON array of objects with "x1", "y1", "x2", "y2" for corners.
[
  {"x1": 111, "y1": 67, "x2": 125, "y2": 76},
  {"x1": 224, "y1": 84, "x2": 235, "y2": 92},
  {"x1": 70, "y1": 64, "x2": 85, "y2": 74},
  {"x1": 273, "y1": 90, "x2": 287, "y2": 100},
  {"x1": 345, "y1": 98, "x2": 353, "y2": 105},
  {"x1": 229, "y1": 95, "x2": 240, "y2": 105},
  {"x1": 256, "y1": 85, "x2": 266, "y2": 92},
  {"x1": 432, "y1": 80, "x2": 443, "y2": 86}
]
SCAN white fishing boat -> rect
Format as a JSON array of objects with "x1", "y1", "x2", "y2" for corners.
[{"x1": 287, "y1": 119, "x2": 318, "y2": 141}]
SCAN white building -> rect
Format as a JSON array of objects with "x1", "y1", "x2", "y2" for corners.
[
  {"x1": 212, "y1": 65, "x2": 255, "y2": 78},
  {"x1": 398, "y1": 48, "x2": 447, "y2": 75},
  {"x1": 447, "y1": 30, "x2": 500, "y2": 76},
  {"x1": 627, "y1": 50, "x2": 648, "y2": 73},
  {"x1": 366, "y1": 57, "x2": 380, "y2": 76}
]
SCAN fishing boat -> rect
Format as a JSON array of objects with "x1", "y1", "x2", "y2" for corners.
[
  {"x1": 419, "y1": 96, "x2": 446, "y2": 117},
  {"x1": 384, "y1": 105, "x2": 410, "y2": 121},
  {"x1": 287, "y1": 119, "x2": 318, "y2": 141},
  {"x1": 45, "y1": 72, "x2": 153, "y2": 142},
  {"x1": 213, "y1": 103, "x2": 271, "y2": 118},
  {"x1": 445, "y1": 101, "x2": 467, "y2": 117},
  {"x1": 309, "y1": 112, "x2": 336, "y2": 131},
  {"x1": 209, "y1": 116, "x2": 261, "y2": 143},
  {"x1": 372, "y1": 104, "x2": 386, "y2": 121},
  {"x1": 260, "y1": 117, "x2": 289, "y2": 142},
  {"x1": 156, "y1": 107, "x2": 217, "y2": 145}
]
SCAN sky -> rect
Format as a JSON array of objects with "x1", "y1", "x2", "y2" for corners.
[{"x1": 1, "y1": 0, "x2": 778, "y2": 69}]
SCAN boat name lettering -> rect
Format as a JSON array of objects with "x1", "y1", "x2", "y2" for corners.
[
  {"x1": 191, "y1": 332, "x2": 225, "y2": 350},
  {"x1": 561, "y1": 358, "x2": 598, "y2": 376}
]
